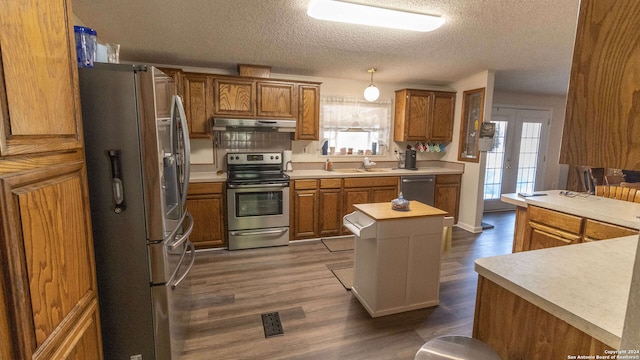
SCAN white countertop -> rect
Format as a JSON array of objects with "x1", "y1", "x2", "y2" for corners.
[
  {"x1": 285, "y1": 167, "x2": 462, "y2": 180},
  {"x1": 475, "y1": 235, "x2": 638, "y2": 349},
  {"x1": 501, "y1": 190, "x2": 640, "y2": 230},
  {"x1": 189, "y1": 166, "x2": 463, "y2": 183}
]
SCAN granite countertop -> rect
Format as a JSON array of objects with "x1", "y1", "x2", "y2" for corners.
[
  {"x1": 353, "y1": 202, "x2": 447, "y2": 221},
  {"x1": 501, "y1": 190, "x2": 640, "y2": 230},
  {"x1": 475, "y1": 235, "x2": 638, "y2": 349},
  {"x1": 189, "y1": 166, "x2": 463, "y2": 183}
]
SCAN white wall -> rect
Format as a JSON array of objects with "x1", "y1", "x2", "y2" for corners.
[
  {"x1": 445, "y1": 71, "x2": 495, "y2": 233},
  {"x1": 492, "y1": 91, "x2": 569, "y2": 190}
]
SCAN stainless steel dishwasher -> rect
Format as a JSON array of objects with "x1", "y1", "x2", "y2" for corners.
[{"x1": 401, "y1": 175, "x2": 436, "y2": 206}]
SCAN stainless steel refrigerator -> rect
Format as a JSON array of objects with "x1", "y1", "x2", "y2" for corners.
[{"x1": 79, "y1": 63, "x2": 194, "y2": 360}]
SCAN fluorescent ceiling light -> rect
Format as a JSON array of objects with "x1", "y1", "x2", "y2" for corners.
[{"x1": 307, "y1": 0, "x2": 445, "y2": 32}]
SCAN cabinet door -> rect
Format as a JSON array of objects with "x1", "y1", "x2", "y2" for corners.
[
  {"x1": 183, "y1": 73, "x2": 212, "y2": 138},
  {"x1": 187, "y1": 194, "x2": 225, "y2": 248},
  {"x1": 371, "y1": 186, "x2": 398, "y2": 203},
  {"x1": 583, "y1": 219, "x2": 637, "y2": 242},
  {"x1": 0, "y1": 159, "x2": 102, "y2": 359},
  {"x1": 187, "y1": 182, "x2": 225, "y2": 248},
  {"x1": 435, "y1": 174, "x2": 461, "y2": 223},
  {"x1": 529, "y1": 229, "x2": 574, "y2": 250},
  {"x1": 430, "y1": 92, "x2": 456, "y2": 141},
  {"x1": 0, "y1": 0, "x2": 83, "y2": 156},
  {"x1": 405, "y1": 92, "x2": 431, "y2": 141},
  {"x1": 319, "y1": 189, "x2": 342, "y2": 236},
  {"x1": 213, "y1": 77, "x2": 255, "y2": 116},
  {"x1": 293, "y1": 189, "x2": 318, "y2": 239},
  {"x1": 256, "y1": 81, "x2": 295, "y2": 118},
  {"x1": 560, "y1": 0, "x2": 640, "y2": 169},
  {"x1": 156, "y1": 68, "x2": 183, "y2": 118},
  {"x1": 343, "y1": 189, "x2": 370, "y2": 216},
  {"x1": 297, "y1": 84, "x2": 320, "y2": 140}
]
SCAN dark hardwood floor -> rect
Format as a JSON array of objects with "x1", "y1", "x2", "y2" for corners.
[{"x1": 181, "y1": 211, "x2": 515, "y2": 360}]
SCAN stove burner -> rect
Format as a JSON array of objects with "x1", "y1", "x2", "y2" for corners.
[{"x1": 226, "y1": 152, "x2": 289, "y2": 186}]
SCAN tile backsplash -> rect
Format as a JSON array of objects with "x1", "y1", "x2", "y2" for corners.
[{"x1": 217, "y1": 131, "x2": 291, "y2": 152}]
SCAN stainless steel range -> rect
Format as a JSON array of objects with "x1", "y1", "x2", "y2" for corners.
[{"x1": 226, "y1": 152, "x2": 290, "y2": 250}]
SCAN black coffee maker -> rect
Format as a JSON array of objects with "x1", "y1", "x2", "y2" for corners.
[{"x1": 405, "y1": 150, "x2": 417, "y2": 170}]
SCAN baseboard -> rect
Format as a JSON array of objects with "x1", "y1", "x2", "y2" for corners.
[{"x1": 455, "y1": 222, "x2": 483, "y2": 234}]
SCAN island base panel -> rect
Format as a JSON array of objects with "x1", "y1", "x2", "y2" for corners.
[{"x1": 473, "y1": 276, "x2": 613, "y2": 359}]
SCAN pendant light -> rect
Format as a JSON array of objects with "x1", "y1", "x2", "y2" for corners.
[{"x1": 364, "y1": 68, "x2": 380, "y2": 102}]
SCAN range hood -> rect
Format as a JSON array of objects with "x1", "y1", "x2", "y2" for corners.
[{"x1": 212, "y1": 118, "x2": 296, "y2": 132}]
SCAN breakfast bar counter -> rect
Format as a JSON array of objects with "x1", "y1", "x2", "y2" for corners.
[
  {"x1": 473, "y1": 235, "x2": 637, "y2": 357},
  {"x1": 343, "y1": 202, "x2": 447, "y2": 317}
]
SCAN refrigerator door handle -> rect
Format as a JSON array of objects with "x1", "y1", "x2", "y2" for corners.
[
  {"x1": 173, "y1": 95, "x2": 191, "y2": 209},
  {"x1": 107, "y1": 149, "x2": 127, "y2": 213},
  {"x1": 165, "y1": 210, "x2": 188, "y2": 244},
  {"x1": 171, "y1": 241, "x2": 195, "y2": 290},
  {"x1": 167, "y1": 212, "x2": 194, "y2": 251}
]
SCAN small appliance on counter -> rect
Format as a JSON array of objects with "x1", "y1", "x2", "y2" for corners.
[{"x1": 405, "y1": 149, "x2": 417, "y2": 170}]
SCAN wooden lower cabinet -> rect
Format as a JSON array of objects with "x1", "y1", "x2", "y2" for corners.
[
  {"x1": 583, "y1": 219, "x2": 638, "y2": 242},
  {"x1": 291, "y1": 177, "x2": 399, "y2": 240},
  {"x1": 0, "y1": 156, "x2": 103, "y2": 359},
  {"x1": 292, "y1": 179, "x2": 319, "y2": 239},
  {"x1": 318, "y1": 179, "x2": 343, "y2": 237},
  {"x1": 516, "y1": 205, "x2": 637, "y2": 252},
  {"x1": 186, "y1": 182, "x2": 226, "y2": 249},
  {"x1": 434, "y1": 174, "x2": 461, "y2": 223},
  {"x1": 526, "y1": 206, "x2": 583, "y2": 251},
  {"x1": 474, "y1": 276, "x2": 612, "y2": 359}
]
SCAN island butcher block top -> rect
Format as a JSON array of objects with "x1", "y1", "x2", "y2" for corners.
[{"x1": 353, "y1": 202, "x2": 447, "y2": 221}]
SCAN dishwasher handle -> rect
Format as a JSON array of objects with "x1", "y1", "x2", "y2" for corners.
[{"x1": 402, "y1": 177, "x2": 435, "y2": 183}]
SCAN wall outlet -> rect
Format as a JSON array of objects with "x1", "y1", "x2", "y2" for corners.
[{"x1": 131, "y1": 355, "x2": 142, "y2": 360}]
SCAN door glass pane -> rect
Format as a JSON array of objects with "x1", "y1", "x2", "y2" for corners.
[
  {"x1": 236, "y1": 191, "x2": 283, "y2": 217},
  {"x1": 483, "y1": 121, "x2": 508, "y2": 200},
  {"x1": 515, "y1": 122, "x2": 542, "y2": 194}
]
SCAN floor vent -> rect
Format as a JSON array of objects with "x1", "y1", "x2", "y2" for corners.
[{"x1": 261, "y1": 312, "x2": 284, "y2": 338}]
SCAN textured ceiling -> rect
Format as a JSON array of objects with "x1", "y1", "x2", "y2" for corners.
[{"x1": 72, "y1": 0, "x2": 580, "y2": 95}]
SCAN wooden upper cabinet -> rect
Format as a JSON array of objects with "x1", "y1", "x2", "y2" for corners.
[
  {"x1": 156, "y1": 67, "x2": 183, "y2": 118},
  {"x1": 212, "y1": 77, "x2": 255, "y2": 117},
  {"x1": 394, "y1": 89, "x2": 456, "y2": 142},
  {"x1": 182, "y1": 73, "x2": 212, "y2": 138},
  {"x1": 297, "y1": 84, "x2": 320, "y2": 140},
  {"x1": 560, "y1": 0, "x2": 640, "y2": 170},
  {"x1": 430, "y1": 92, "x2": 456, "y2": 141},
  {"x1": 256, "y1": 81, "x2": 295, "y2": 118},
  {"x1": 0, "y1": 0, "x2": 83, "y2": 156}
]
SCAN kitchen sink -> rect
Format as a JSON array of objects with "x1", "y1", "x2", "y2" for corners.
[{"x1": 334, "y1": 168, "x2": 390, "y2": 173}]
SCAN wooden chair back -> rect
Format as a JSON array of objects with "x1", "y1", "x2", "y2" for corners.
[
  {"x1": 595, "y1": 185, "x2": 640, "y2": 203},
  {"x1": 620, "y1": 182, "x2": 640, "y2": 189}
]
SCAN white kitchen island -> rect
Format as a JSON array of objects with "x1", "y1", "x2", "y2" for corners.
[{"x1": 343, "y1": 202, "x2": 447, "y2": 317}]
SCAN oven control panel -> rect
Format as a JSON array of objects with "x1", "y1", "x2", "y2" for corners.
[{"x1": 227, "y1": 152, "x2": 282, "y2": 165}]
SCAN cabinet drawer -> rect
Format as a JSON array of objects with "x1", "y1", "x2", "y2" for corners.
[
  {"x1": 583, "y1": 219, "x2": 637, "y2": 241},
  {"x1": 436, "y1": 174, "x2": 461, "y2": 184},
  {"x1": 188, "y1": 182, "x2": 224, "y2": 195},
  {"x1": 294, "y1": 179, "x2": 318, "y2": 190},
  {"x1": 344, "y1": 176, "x2": 398, "y2": 188},
  {"x1": 528, "y1": 206, "x2": 583, "y2": 234},
  {"x1": 320, "y1": 178, "x2": 342, "y2": 189}
]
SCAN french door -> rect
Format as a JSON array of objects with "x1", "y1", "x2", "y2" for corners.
[{"x1": 483, "y1": 107, "x2": 550, "y2": 212}]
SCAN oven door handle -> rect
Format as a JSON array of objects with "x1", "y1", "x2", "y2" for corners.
[
  {"x1": 227, "y1": 183, "x2": 289, "y2": 189},
  {"x1": 229, "y1": 228, "x2": 288, "y2": 237}
]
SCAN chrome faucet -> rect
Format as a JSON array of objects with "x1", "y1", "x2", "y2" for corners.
[{"x1": 362, "y1": 157, "x2": 376, "y2": 170}]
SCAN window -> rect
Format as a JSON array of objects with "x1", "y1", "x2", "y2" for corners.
[{"x1": 320, "y1": 97, "x2": 392, "y2": 156}]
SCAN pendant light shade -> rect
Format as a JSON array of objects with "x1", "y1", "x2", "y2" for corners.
[{"x1": 364, "y1": 68, "x2": 379, "y2": 102}]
